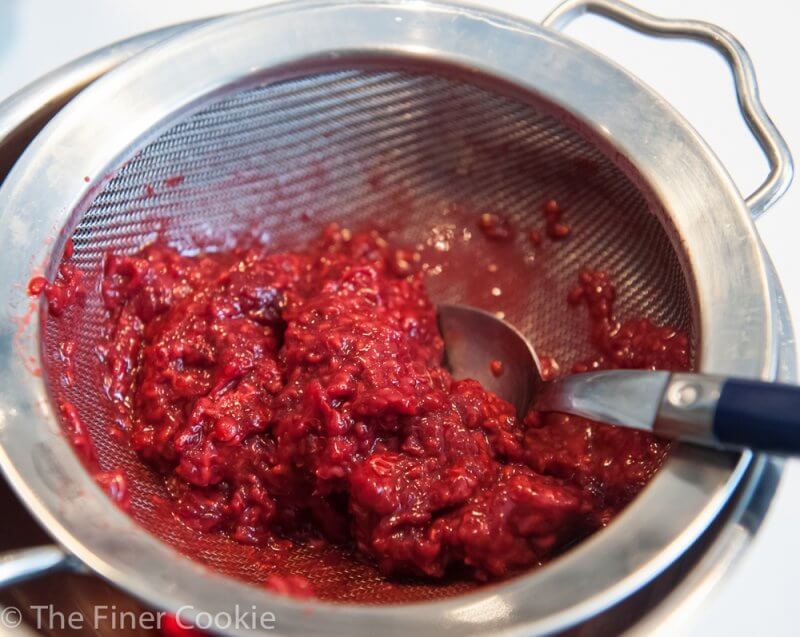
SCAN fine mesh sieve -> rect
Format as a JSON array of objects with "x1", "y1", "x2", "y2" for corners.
[
  {"x1": 45, "y1": 68, "x2": 693, "y2": 603},
  {"x1": 0, "y1": 0, "x2": 789, "y2": 633}
]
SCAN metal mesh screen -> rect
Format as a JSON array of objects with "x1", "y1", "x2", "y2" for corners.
[{"x1": 43, "y1": 69, "x2": 695, "y2": 603}]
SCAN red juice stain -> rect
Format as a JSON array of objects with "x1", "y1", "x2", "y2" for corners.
[
  {"x1": 143, "y1": 183, "x2": 156, "y2": 198},
  {"x1": 26, "y1": 356, "x2": 41, "y2": 377},
  {"x1": 10, "y1": 297, "x2": 41, "y2": 377},
  {"x1": 165, "y1": 175, "x2": 185, "y2": 188},
  {"x1": 83, "y1": 176, "x2": 90, "y2": 183}
]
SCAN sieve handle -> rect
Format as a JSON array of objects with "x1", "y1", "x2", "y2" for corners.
[
  {"x1": 542, "y1": 0, "x2": 793, "y2": 219},
  {"x1": 0, "y1": 546, "x2": 75, "y2": 589}
]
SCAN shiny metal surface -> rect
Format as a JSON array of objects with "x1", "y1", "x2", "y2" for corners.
[
  {"x1": 656, "y1": 373, "x2": 723, "y2": 443},
  {"x1": 0, "y1": 19, "x2": 210, "y2": 177},
  {"x1": 0, "y1": 1, "x2": 792, "y2": 635},
  {"x1": 542, "y1": 0, "x2": 793, "y2": 219},
  {"x1": 0, "y1": 548, "x2": 75, "y2": 588},
  {"x1": 626, "y1": 253, "x2": 796, "y2": 636},
  {"x1": 624, "y1": 453, "x2": 783, "y2": 636},
  {"x1": 537, "y1": 370, "x2": 670, "y2": 432},
  {"x1": 438, "y1": 303, "x2": 540, "y2": 418}
]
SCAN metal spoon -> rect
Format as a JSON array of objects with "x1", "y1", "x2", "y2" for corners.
[{"x1": 438, "y1": 303, "x2": 800, "y2": 454}]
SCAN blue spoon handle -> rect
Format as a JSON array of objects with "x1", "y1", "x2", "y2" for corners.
[
  {"x1": 712, "y1": 378, "x2": 800, "y2": 453},
  {"x1": 655, "y1": 373, "x2": 800, "y2": 454}
]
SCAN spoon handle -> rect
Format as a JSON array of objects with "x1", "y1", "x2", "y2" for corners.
[
  {"x1": 665, "y1": 375, "x2": 800, "y2": 454},
  {"x1": 537, "y1": 371, "x2": 800, "y2": 454}
]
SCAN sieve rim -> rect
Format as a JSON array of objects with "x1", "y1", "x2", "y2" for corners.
[{"x1": 0, "y1": 1, "x2": 777, "y2": 634}]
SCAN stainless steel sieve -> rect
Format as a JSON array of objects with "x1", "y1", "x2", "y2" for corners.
[{"x1": 0, "y1": 0, "x2": 793, "y2": 634}]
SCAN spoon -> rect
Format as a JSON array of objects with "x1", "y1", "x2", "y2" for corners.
[{"x1": 438, "y1": 303, "x2": 800, "y2": 454}]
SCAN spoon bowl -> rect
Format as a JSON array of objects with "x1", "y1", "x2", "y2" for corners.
[{"x1": 438, "y1": 303, "x2": 540, "y2": 419}]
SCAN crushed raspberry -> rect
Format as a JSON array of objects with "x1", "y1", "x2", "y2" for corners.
[
  {"x1": 44, "y1": 217, "x2": 688, "y2": 585},
  {"x1": 478, "y1": 213, "x2": 513, "y2": 241},
  {"x1": 94, "y1": 469, "x2": 131, "y2": 510},
  {"x1": 27, "y1": 276, "x2": 48, "y2": 296},
  {"x1": 27, "y1": 260, "x2": 85, "y2": 318},
  {"x1": 569, "y1": 269, "x2": 690, "y2": 371},
  {"x1": 543, "y1": 199, "x2": 571, "y2": 240},
  {"x1": 59, "y1": 400, "x2": 95, "y2": 464},
  {"x1": 538, "y1": 355, "x2": 561, "y2": 381}
]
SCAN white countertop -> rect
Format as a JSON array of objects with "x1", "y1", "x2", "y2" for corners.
[{"x1": 1, "y1": 1, "x2": 798, "y2": 634}]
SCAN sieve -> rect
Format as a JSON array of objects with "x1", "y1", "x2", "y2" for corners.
[{"x1": 0, "y1": 0, "x2": 793, "y2": 634}]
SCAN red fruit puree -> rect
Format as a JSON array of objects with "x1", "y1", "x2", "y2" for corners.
[{"x1": 32, "y1": 222, "x2": 689, "y2": 592}]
